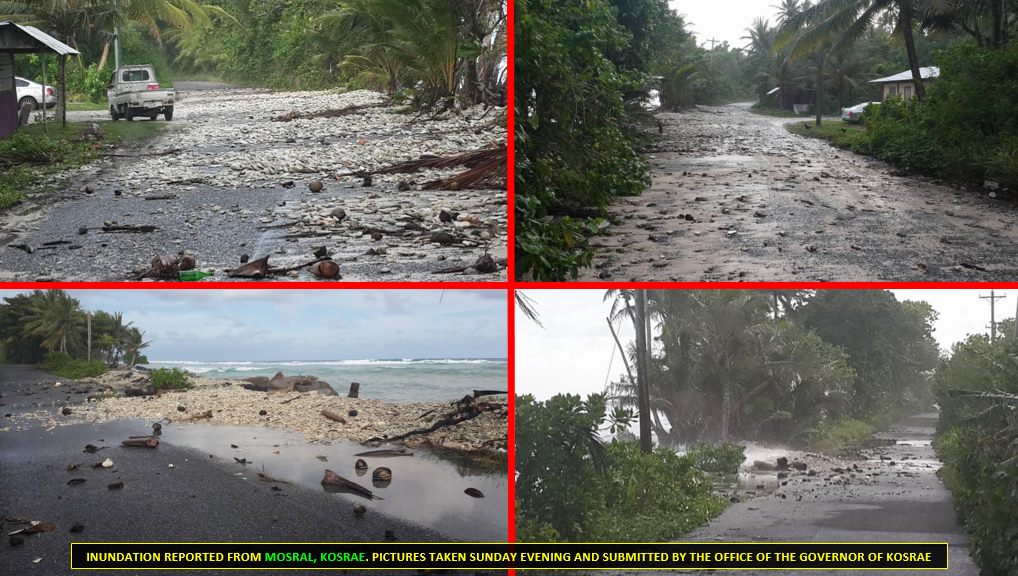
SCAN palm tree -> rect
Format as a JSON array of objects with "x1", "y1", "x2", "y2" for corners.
[
  {"x1": 605, "y1": 289, "x2": 654, "y2": 453},
  {"x1": 776, "y1": 0, "x2": 932, "y2": 100},
  {"x1": 23, "y1": 290, "x2": 83, "y2": 355},
  {"x1": 122, "y1": 326, "x2": 150, "y2": 366}
]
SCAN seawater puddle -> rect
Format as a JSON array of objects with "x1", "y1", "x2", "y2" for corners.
[
  {"x1": 167, "y1": 421, "x2": 507, "y2": 541},
  {"x1": 26, "y1": 419, "x2": 507, "y2": 541}
]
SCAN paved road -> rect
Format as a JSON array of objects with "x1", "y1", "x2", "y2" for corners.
[
  {"x1": 0, "y1": 86, "x2": 506, "y2": 282},
  {"x1": 579, "y1": 103, "x2": 1018, "y2": 281},
  {"x1": 673, "y1": 413, "x2": 979, "y2": 575},
  {"x1": 0, "y1": 366, "x2": 485, "y2": 576}
]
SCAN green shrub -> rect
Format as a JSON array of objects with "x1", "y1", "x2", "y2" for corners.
[
  {"x1": 150, "y1": 368, "x2": 190, "y2": 390},
  {"x1": 932, "y1": 333, "x2": 1018, "y2": 575},
  {"x1": 602, "y1": 442, "x2": 726, "y2": 541},
  {"x1": 514, "y1": 0, "x2": 652, "y2": 280},
  {"x1": 688, "y1": 442, "x2": 746, "y2": 474},
  {"x1": 515, "y1": 393, "x2": 726, "y2": 542},
  {"x1": 43, "y1": 351, "x2": 107, "y2": 379},
  {"x1": 807, "y1": 418, "x2": 876, "y2": 454}
]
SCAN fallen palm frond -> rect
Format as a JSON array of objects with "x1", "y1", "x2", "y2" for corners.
[
  {"x1": 273, "y1": 103, "x2": 388, "y2": 122},
  {"x1": 354, "y1": 144, "x2": 504, "y2": 181}
]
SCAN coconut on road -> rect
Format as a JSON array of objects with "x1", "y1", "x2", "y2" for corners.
[
  {"x1": 0, "y1": 86, "x2": 507, "y2": 282},
  {"x1": 580, "y1": 103, "x2": 1018, "y2": 282}
]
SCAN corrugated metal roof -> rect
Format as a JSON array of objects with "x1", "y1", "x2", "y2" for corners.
[
  {"x1": 869, "y1": 66, "x2": 939, "y2": 84},
  {"x1": 0, "y1": 21, "x2": 79, "y2": 55}
]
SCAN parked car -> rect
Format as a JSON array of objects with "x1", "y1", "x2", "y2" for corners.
[
  {"x1": 841, "y1": 102, "x2": 877, "y2": 123},
  {"x1": 107, "y1": 65, "x2": 175, "y2": 121},
  {"x1": 15, "y1": 77, "x2": 56, "y2": 110}
]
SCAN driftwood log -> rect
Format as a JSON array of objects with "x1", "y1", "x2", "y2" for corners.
[
  {"x1": 363, "y1": 401, "x2": 502, "y2": 445},
  {"x1": 121, "y1": 437, "x2": 159, "y2": 448},
  {"x1": 320, "y1": 469, "x2": 379, "y2": 500},
  {"x1": 354, "y1": 449, "x2": 413, "y2": 458},
  {"x1": 321, "y1": 409, "x2": 348, "y2": 424}
]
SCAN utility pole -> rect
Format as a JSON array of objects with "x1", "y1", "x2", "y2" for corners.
[
  {"x1": 706, "y1": 37, "x2": 720, "y2": 50},
  {"x1": 980, "y1": 291, "x2": 1007, "y2": 344}
]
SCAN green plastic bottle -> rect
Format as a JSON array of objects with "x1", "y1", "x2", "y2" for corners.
[{"x1": 178, "y1": 269, "x2": 214, "y2": 282}]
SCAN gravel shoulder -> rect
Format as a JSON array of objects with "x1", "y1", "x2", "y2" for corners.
[
  {"x1": 579, "y1": 103, "x2": 1018, "y2": 282},
  {"x1": 0, "y1": 365, "x2": 502, "y2": 576},
  {"x1": 0, "y1": 87, "x2": 507, "y2": 282}
]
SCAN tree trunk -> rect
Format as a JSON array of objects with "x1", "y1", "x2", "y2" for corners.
[
  {"x1": 899, "y1": 1, "x2": 926, "y2": 100},
  {"x1": 98, "y1": 38, "x2": 110, "y2": 70},
  {"x1": 720, "y1": 357, "x2": 731, "y2": 441},
  {"x1": 58, "y1": 55, "x2": 67, "y2": 127},
  {"x1": 634, "y1": 290, "x2": 653, "y2": 454},
  {"x1": 815, "y1": 53, "x2": 823, "y2": 127}
]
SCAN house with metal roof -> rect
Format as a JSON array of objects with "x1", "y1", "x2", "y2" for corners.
[
  {"x1": 870, "y1": 67, "x2": 940, "y2": 101},
  {"x1": 0, "y1": 21, "x2": 79, "y2": 138}
]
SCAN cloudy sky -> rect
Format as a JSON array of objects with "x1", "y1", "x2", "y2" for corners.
[
  {"x1": 0, "y1": 290, "x2": 507, "y2": 362},
  {"x1": 516, "y1": 289, "x2": 1017, "y2": 400},
  {"x1": 672, "y1": 0, "x2": 783, "y2": 49}
]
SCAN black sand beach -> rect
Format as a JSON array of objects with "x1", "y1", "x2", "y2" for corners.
[{"x1": 0, "y1": 365, "x2": 507, "y2": 575}]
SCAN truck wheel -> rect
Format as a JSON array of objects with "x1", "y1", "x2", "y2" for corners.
[
  {"x1": 164, "y1": 107, "x2": 174, "y2": 121},
  {"x1": 110, "y1": 106, "x2": 120, "y2": 121},
  {"x1": 125, "y1": 109, "x2": 134, "y2": 122}
]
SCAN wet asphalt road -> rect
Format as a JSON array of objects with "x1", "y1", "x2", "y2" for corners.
[
  {"x1": 0, "y1": 366, "x2": 484, "y2": 576},
  {"x1": 672, "y1": 413, "x2": 980, "y2": 575},
  {"x1": 0, "y1": 84, "x2": 506, "y2": 282},
  {"x1": 579, "y1": 103, "x2": 1018, "y2": 282}
]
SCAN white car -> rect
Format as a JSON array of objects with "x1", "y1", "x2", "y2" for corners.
[
  {"x1": 15, "y1": 76, "x2": 56, "y2": 110},
  {"x1": 841, "y1": 102, "x2": 877, "y2": 123}
]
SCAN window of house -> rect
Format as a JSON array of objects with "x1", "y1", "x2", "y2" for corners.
[
  {"x1": 122, "y1": 69, "x2": 150, "y2": 82},
  {"x1": 888, "y1": 85, "x2": 897, "y2": 96}
]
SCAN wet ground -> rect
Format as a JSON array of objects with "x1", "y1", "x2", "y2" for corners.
[
  {"x1": 0, "y1": 366, "x2": 508, "y2": 575},
  {"x1": 589, "y1": 413, "x2": 978, "y2": 575},
  {"x1": 0, "y1": 86, "x2": 507, "y2": 282},
  {"x1": 579, "y1": 103, "x2": 1018, "y2": 282}
]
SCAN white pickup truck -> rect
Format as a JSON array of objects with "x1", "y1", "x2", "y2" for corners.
[{"x1": 107, "y1": 65, "x2": 175, "y2": 121}]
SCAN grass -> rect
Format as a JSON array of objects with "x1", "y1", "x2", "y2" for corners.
[
  {"x1": 66, "y1": 101, "x2": 107, "y2": 112},
  {"x1": 807, "y1": 418, "x2": 877, "y2": 455},
  {"x1": 786, "y1": 116, "x2": 864, "y2": 142},
  {"x1": 0, "y1": 119, "x2": 166, "y2": 210},
  {"x1": 750, "y1": 105, "x2": 805, "y2": 118}
]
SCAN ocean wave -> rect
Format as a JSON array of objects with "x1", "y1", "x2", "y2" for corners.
[{"x1": 149, "y1": 358, "x2": 506, "y2": 368}]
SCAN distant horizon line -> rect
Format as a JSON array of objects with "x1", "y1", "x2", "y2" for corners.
[{"x1": 144, "y1": 357, "x2": 508, "y2": 363}]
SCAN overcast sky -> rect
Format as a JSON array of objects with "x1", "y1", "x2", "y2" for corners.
[
  {"x1": 0, "y1": 290, "x2": 507, "y2": 362},
  {"x1": 672, "y1": 0, "x2": 784, "y2": 49},
  {"x1": 516, "y1": 289, "x2": 1017, "y2": 400}
]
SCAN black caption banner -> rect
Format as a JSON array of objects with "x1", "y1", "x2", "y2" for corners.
[{"x1": 71, "y1": 542, "x2": 949, "y2": 571}]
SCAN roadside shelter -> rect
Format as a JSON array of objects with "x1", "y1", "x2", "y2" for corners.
[
  {"x1": 0, "y1": 21, "x2": 78, "y2": 138},
  {"x1": 869, "y1": 67, "x2": 940, "y2": 101}
]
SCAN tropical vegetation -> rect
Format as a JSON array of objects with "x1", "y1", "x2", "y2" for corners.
[
  {"x1": 933, "y1": 321, "x2": 1018, "y2": 575},
  {"x1": 0, "y1": 0, "x2": 507, "y2": 108},
  {"x1": 517, "y1": 0, "x2": 1018, "y2": 279},
  {"x1": 516, "y1": 289, "x2": 942, "y2": 542},
  {"x1": 0, "y1": 290, "x2": 150, "y2": 378}
]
